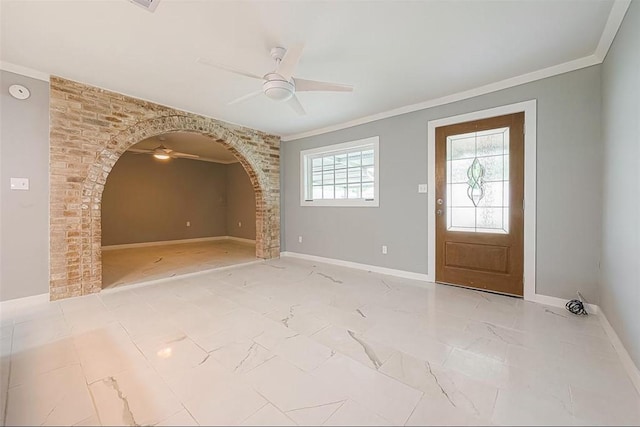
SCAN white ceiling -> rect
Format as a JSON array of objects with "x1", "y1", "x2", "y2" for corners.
[
  {"x1": 0, "y1": 0, "x2": 619, "y2": 138},
  {"x1": 130, "y1": 132, "x2": 239, "y2": 164}
]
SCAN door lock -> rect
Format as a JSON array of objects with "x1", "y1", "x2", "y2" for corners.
[{"x1": 437, "y1": 198, "x2": 443, "y2": 205}]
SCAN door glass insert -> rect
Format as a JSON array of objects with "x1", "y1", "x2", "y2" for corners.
[{"x1": 446, "y1": 127, "x2": 509, "y2": 233}]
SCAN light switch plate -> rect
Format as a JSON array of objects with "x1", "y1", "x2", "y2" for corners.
[
  {"x1": 10, "y1": 177, "x2": 29, "y2": 190},
  {"x1": 418, "y1": 184, "x2": 428, "y2": 193}
]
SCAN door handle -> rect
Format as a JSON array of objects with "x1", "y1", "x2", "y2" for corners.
[{"x1": 436, "y1": 209, "x2": 443, "y2": 216}]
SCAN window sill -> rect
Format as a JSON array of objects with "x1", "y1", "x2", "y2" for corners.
[{"x1": 300, "y1": 199, "x2": 379, "y2": 207}]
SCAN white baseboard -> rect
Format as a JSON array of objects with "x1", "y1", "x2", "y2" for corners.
[
  {"x1": 279, "y1": 250, "x2": 640, "y2": 396},
  {"x1": 226, "y1": 236, "x2": 256, "y2": 244},
  {"x1": 527, "y1": 293, "x2": 599, "y2": 314},
  {"x1": 102, "y1": 235, "x2": 255, "y2": 251},
  {"x1": 0, "y1": 293, "x2": 50, "y2": 313},
  {"x1": 597, "y1": 308, "x2": 640, "y2": 396},
  {"x1": 280, "y1": 251, "x2": 432, "y2": 282},
  {"x1": 4, "y1": 252, "x2": 637, "y2": 399}
]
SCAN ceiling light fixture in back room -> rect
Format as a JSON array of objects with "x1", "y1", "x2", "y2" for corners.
[{"x1": 131, "y1": 136, "x2": 200, "y2": 161}]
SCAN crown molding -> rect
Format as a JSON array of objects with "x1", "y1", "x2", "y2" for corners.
[
  {"x1": 281, "y1": 0, "x2": 630, "y2": 142},
  {"x1": 281, "y1": 54, "x2": 600, "y2": 141},
  {"x1": 0, "y1": 61, "x2": 50, "y2": 82},
  {"x1": 595, "y1": 0, "x2": 631, "y2": 61},
  {"x1": 2, "y1": 0, "x2": 630, "y2": 142}
]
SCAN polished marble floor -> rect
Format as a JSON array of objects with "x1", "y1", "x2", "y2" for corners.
[
  {"x1": 101, "y1": 239, "x2": 256, "y2": 289},
  {"x1": 1, "y1": 257, "x2": 639, "y2": 426}
]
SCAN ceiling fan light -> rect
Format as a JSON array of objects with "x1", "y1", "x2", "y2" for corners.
[
  {"x1": 153, "y1": 153, "x2": 170, "y2": 160},
  {"x1": 263, "y1": 79, "x2": 294, "y2": 102}
]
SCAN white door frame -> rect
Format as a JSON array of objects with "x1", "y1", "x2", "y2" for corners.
[{"x1": 427, "y1": 99, "x2": 537, "y2": 301}]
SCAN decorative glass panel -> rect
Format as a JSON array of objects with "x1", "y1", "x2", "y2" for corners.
[{"x1": 446, "y1": 127, "x2": 509, "y2": 233}]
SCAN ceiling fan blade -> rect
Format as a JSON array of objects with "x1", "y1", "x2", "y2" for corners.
[
  {"x1": 172, "y1": 152, "x2": 200, "y2": 159},
  {"x1": 294, "y1": 78, "x2": 354, "y2": 93},
  {"x1": 277, "y1": 43, "x2": 304, "y2": 81},
  {"x1": 196, "y1": 57, "x2": 264, "y2": 81},
  {"x1": 287, "y1": 94, "x2": 306, "y2": 116},
  {"x1": 228, "y1": 89, "x2": 264, "y2": 105}
]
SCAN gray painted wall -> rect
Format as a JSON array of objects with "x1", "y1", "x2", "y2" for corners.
[
  {"x1": 0, "y1": 71, "x2": 50, "y2": 301},
  {"x1": 102, "y1": 152, "x2": 230, "y2": 245},
  {"x1": 226, "y1": 162, "x2": 256, "y2": 240},
  {"x1": 283, "y1": 65, "x2": 603, "y2": 303},
  {"x1": 600, "y1": 1, "x2": 640, "y2": 368}
]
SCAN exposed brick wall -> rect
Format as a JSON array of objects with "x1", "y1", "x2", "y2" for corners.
[{"x1": 49, "y1": 76, "x2": 280, "y2": 300}]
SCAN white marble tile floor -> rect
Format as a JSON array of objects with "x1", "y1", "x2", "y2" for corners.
[
  {"x1": 101, "y1": 239, "x2": 257, "y2": 289},
  {"x1": 1, "y1": 257, "x2": 639, "y2": 426}
]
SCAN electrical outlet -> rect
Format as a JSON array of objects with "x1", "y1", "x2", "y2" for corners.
[
  {"x1": 10, "y1": 177, "x2": 29, "y2": 190},
  {"x1": 418, "y1": 184, "x2": 428, "y2": 193},
  {"x1": 298, "y1": 236, "x2": 303, "y2": 243},
  {"x1": 382, "y1": 245, "x2": 388, "y2": 254},
  {"x1": 238, "y1": 221, "x2": 242, "y2": 228},
  {"x1": 186, "y1": 221, "x2": 191, "y2": 227}
]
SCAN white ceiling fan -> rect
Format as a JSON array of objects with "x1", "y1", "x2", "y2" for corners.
[
  {"x1": 130, "y1": 137, "x2": 200, "y2": 160},
  {"x1": 197, "y1": 44, "x2": 354, "y2": 115}
]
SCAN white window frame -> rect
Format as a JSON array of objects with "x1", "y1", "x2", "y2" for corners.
[{"x1": 300, "y1": 136, "x2": 380, "y2": 207}]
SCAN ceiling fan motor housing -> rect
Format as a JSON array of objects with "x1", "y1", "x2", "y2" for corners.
[{"x1": 263, "y1": 73, "x2": 294, "y2": 102}]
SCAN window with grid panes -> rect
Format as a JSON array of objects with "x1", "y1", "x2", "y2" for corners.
[{"x1": 300, "y1": 137, "x2": 379, "y2": 207}]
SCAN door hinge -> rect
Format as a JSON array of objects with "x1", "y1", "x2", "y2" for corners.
[{"x1": 522, "y1": 199, "x2": 525, "y2": 210}]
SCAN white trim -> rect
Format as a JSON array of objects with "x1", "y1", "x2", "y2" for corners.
[
  {"x1": 226, "y1": 236, "x2": 256, "y2": 244},
  {"x1": 0, "y1": 293, "x2": 50, "y2": 314},
  {"x1": 527, "y1": 293, "x2": 598, "y2": 315},
  {"x1": 0, "y1": 62, "x2": 271, "y2": 135},
  {"x1": 280, "y1": 251, "x2": 431, "y2": 282},
  {"x1": 2, "y1": 0, "x2": 628, "y2": 143},
  {"x1": 282, "y1": 0, "x2": 630, "y2": 144},
  {"x1": 595, "y1": 0, "x2": 632, "y2": 61},
  {"x1": 281, "y1": 0, "x2": 631, "y2": 144},
  {"x1": 598, "y1": 308, "x2": 640, "y2": 395},
  {"x1": 0, "y1": 61, "x2": 50, "y2": 82},
  {"x1": 427, "y1": 100, "x2": 537, "y2": 298},
  {"x1": 300, "y1": 136, "x2": 380, "y2": 207},
  {"x1": 101, "y1": 235, "x2": 254, "y2": 251},
  {"x1": 281, "y1": 56, "x2": 599, "y2": 141},
  {"x1": 101, "y1": 259, "x2": 263, "y2": 294}
]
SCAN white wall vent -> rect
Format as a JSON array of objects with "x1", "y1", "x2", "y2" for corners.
[{"x1": 128, "y1": 0, "x2": 160, "y2": 12}]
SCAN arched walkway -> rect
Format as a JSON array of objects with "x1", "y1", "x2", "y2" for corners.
[{"x1": 49, "y1": 77, "x2": 280, "y2": 300}]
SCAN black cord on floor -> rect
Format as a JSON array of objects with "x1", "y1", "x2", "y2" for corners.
[{"x1": 566, "y1": 299, "x2": 588, "y2": 315}]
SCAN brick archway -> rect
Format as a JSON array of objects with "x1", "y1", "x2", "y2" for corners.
[{"x1": 49, "y1": 77, "x2": 280, "y2": 300}]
